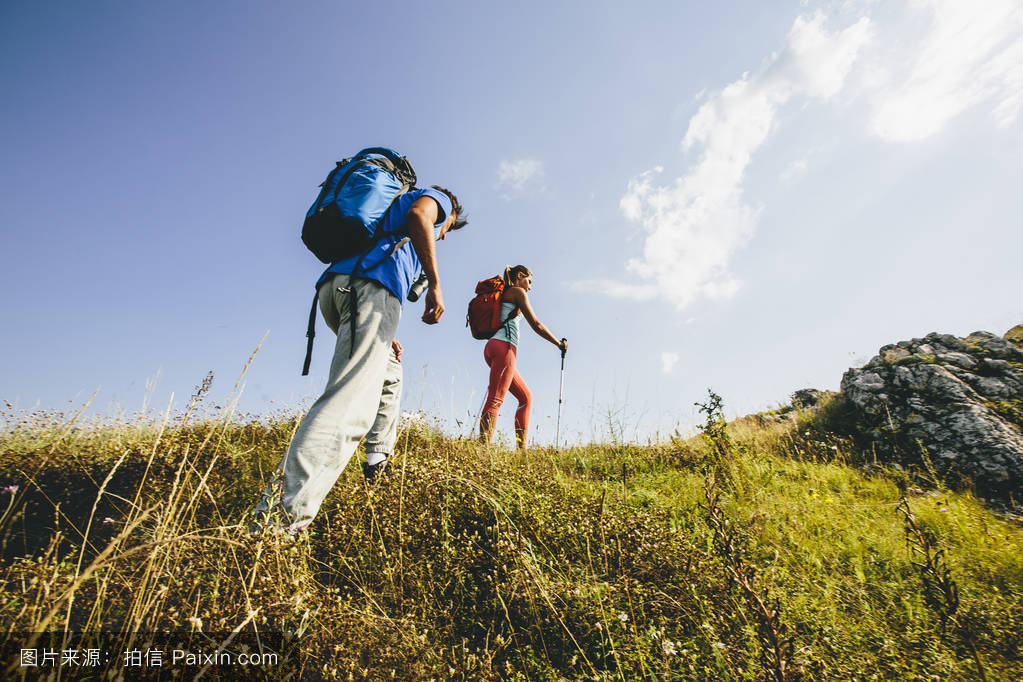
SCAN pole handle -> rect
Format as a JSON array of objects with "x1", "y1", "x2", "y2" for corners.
[{"x1": 559, "y1": 338, "x2": 567, "y2": 360}]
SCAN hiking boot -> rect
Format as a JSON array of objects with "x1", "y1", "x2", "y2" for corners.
[
  {"x1": 479, "y1": 412, "x2": 497, "y2": 444},
  {"x1": 248, "y1": 517, "x2": 310, "y2": 539},
  {"x1": 362, "y1": 458, "x2": 388, "y2": 483}
]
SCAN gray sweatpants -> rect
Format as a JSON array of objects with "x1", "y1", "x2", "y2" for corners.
[{"x1": 252, "y1": 273, "x2": 402, "y2": 530}]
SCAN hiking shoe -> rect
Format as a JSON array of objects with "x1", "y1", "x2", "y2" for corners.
[
  {"x1": 362, "y1": 459, "x2": 388, "y2": 483},
  {"x1": 247, "y1": 518, "x2": 309, "y2": 539}
]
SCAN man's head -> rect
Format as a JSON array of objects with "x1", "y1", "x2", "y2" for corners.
[{"x1": 432, "y1": 186, "x2": 468, "y2": 240}]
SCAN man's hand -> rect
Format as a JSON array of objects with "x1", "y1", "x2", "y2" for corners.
[
  {"x1": 422, "y1": 286, "x2": 445, "y2": 324},
  {"x1": 391, "y1": 339, "x2": 403, "y2": 361}
]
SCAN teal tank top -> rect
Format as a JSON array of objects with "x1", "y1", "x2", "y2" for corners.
[{"x1": 489, "y1": 301, "x2": 519, "y2": 346}]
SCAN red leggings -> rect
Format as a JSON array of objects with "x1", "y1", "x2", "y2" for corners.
[{"x1": 483, "y1": 339, "x2": 532, "y2": 437}]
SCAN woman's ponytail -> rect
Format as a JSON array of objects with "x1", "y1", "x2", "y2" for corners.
[{"x1": 504, "y1": 265, "x2": 532, "y2": 287}]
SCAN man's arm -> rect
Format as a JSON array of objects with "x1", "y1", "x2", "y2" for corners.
[{"x1": 406, "y1": 196, "x2": 445, "y2": 324}]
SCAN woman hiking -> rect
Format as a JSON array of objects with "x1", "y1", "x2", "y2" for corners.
[{"x1": 479, "y1": 265, "x2": 567, "y2": 449}]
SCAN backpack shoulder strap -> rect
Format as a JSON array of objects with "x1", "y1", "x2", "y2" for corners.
[
  {"x1": 302, "y1": 290, "x2": 319, "y2": 376},
  {"x1": 495, "y1": 288, "x2": 519, "y2": 335}
]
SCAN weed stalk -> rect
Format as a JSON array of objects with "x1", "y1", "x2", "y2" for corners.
[
  {"x1": 897, "y1": 498, "x2": 987, "y2": 681},
  {"x1": 704, "y1": 475, "x2": 798, "y2": 682}
]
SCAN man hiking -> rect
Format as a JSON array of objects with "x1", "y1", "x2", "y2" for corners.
[{"x1": 251, "y1": 184, "x2": 467, "y2": 534}]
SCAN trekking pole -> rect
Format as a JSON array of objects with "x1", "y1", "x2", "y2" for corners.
[{"x1": 556, "y1": 339, "x2": 567, "y2": 450}]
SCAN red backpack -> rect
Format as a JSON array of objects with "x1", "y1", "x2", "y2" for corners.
[{"x1": 467, "y1": 275, "x2": 517, "y2": 340}]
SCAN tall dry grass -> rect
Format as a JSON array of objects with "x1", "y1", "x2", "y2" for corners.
[{"x1": 0, "y1": 387, "x2": 1021, "y2": 680}]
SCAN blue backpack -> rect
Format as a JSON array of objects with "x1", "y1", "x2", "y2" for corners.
[
  {"x1": 302, "y1": 147, "x2": 417, "y2": 264},
  {"x1": 300, "y1": 147, "x2": 417, "y2": 376}
]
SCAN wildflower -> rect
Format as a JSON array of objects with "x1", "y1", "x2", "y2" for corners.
[
  {"x1": 618, "y1": 612, "x2": 629, "y2": 623},
  {"x1": 187, "y1": 616, "x2": 203, "y2": 631},
  {"x1": 661, "y1": 640, "x2": 677, "y2": 656},
  {"x1": 938, "y1": 507, "x2": 949, "y2": 513},
  {"x1": 595, "y1": 622, "x2": 602, "y2": 631},
  {"x1": 2, "y1": 485, "x2": 18, "y2": 494},
  {"x1": 102, "y1": 517, "x2": 115, "y2": 524}
]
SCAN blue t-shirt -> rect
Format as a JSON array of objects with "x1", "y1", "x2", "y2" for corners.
[{"x1": 315, "y1": 187, "x2": 452, "y2": 302}]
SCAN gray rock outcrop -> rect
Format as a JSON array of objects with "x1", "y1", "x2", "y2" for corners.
[{"x1": 840, "y1": 329, "x2": 1023, "y2": 496}]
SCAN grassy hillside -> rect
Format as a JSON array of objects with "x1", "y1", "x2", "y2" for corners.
[{"x1": 1, "y1": 394, "x2": 1021, "y2": 680}]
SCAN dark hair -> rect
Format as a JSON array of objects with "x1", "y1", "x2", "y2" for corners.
[
  {"x1": 503, "y1": 265, "x2": 531, "y2": 286},
  {"x1": 432, "y1": 185, "x2": 468, "y2": 230}
]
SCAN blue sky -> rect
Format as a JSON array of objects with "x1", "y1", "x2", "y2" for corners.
[{"x1": 2, "y1": 1, "x2": 1021, "y2": 445}]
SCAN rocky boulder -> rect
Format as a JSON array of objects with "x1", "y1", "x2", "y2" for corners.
[
  {"x1": 1007, "y1": 324, "x2": 1023, "y2": 345},
  {"x1": 840, "y1": 329, "x2": 1023, "y2": 496}
]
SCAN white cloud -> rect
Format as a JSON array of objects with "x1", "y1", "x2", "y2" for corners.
[
  {"x1": 495, "y1": 159, "x2": 544, "y2": 195},
  {"x1": 780, "y1": 157, "x2": 809, "y2": 182},
  {"x1": 587, "y1": 2, "x2": 1021, "y2": 313},
  {"x1": 661, "y1": 352, "x2": 680, "y2": 374},
  {"x1": 587, "y1": 12, "x2": 872, "y2": 310},
  {"x1": 866, "y1": 0, "x2": 1023, "y2": 142}
]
